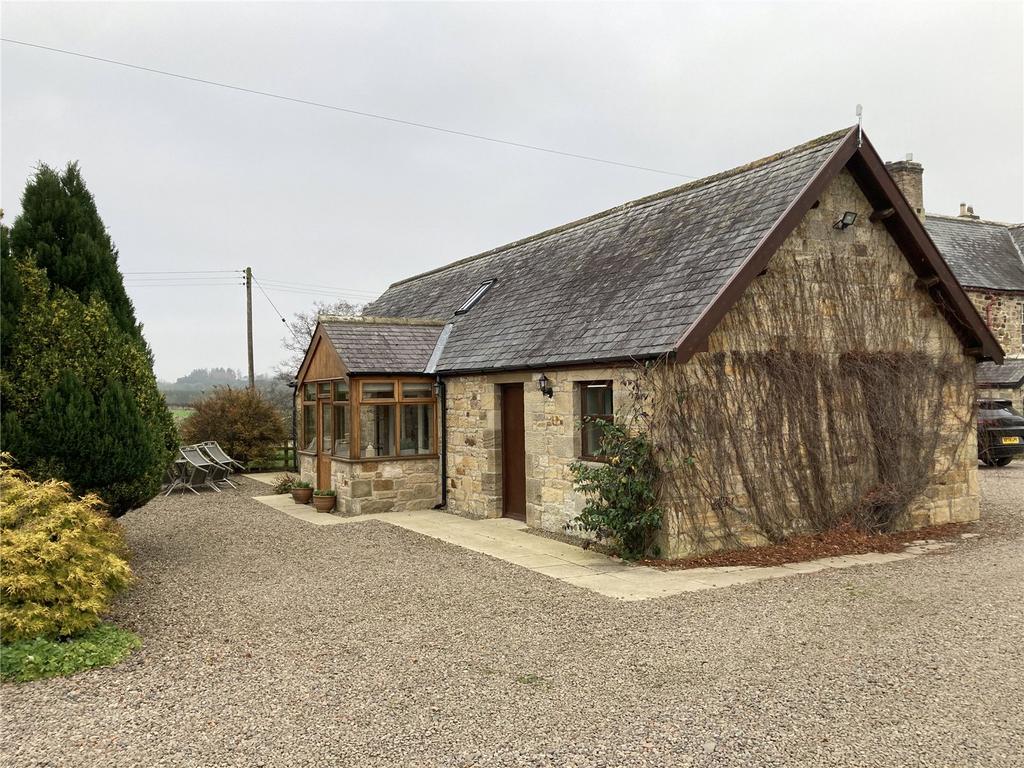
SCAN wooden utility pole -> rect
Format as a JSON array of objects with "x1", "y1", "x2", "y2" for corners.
[{"x1": 245, "y1": 266, "x2": 255, "y2": 389}]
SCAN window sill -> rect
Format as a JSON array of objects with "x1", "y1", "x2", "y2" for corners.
[{"x1": 331, "y1": 454, "x2": 439, "y2": 464}]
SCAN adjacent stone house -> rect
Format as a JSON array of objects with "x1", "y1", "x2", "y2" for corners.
[
  {"x1": 295, "y1": 126, "x2": 1002, "y2": 556},
  {"x1": 885, "y1": 156, "x2": 1024, "y2": 407},
  {"x1": 925, "y1": 206, "x2": 1023, "y2": 408}
]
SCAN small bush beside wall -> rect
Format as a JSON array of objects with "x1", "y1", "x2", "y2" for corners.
[{"x1": 568, "y1": 418, "x2": 663, "y2": 560}]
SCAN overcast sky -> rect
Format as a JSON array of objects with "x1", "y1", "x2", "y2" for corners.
[{"x1": 2, "y1": 1, "x2": 1022, "y2": 381}]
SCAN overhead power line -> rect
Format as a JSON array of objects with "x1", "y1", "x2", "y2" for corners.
[
  {"x1": 124, "y1": 283, "x2": 243, "y2": 288},
  {"x1": 258, "y1": 286, "x2": 373, "y2": 301},
  {"x1": 1, "y1": 37, "x2": 697, "y2": 179},
  {"x1": 250, "y1": 274, "x2": 288, "y2": 324},
  {"x1": 122, "y1": 269, "x2": 243, "y2": 275},
  {"x1": 259, "y1": 279, "x2": 379, "y2": 297}
]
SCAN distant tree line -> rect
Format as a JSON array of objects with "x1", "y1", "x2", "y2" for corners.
[
  {"x1": 174, "y1": 367, "x2": 242, "y2": 385},
  {"x1": 158, "y1": 374, "x2": 292, "y2": 412}
]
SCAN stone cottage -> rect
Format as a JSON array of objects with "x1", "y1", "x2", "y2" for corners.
[
  {"x1": 295, "y1": 126, "x2": 1003, "y2": 556},
  {"x1": 909, "y1": 184, "x2": 1023, "y2": 408}
]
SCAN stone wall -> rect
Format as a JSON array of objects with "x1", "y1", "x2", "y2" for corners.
[
  {"x1": 298, "y1": 452, "x2": 315, "y2": 480},
  {"x1": 445, "y1": 367, "x2": 632, "y2": 532},
  {"x1": 966, "y1": 289, "x2": 1024, "y2": 357},
  {"x1": 297, "y1": 454, "x2": 439, "y2": 515},
  {"x1": 444, "y1": 168, "x2": 979, "y2": 558},
  {"x1": 330, "y1": 457, "x2": 439, "y2": 515}
]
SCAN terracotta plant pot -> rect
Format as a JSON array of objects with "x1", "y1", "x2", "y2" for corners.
[
  {"x1": 312, "y1": 494, "x2": 337, "y2": 513},
  {"x1": 291, "y1": 487, "x2": 313, "y2": 504}
]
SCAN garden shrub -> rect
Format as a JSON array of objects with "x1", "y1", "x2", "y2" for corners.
[
  {"x1": 567, "y1": 418, "x2": 663, "y2": 559},
  {"x1": 180, "y1": 387, "x2": 287, "y2": 465},
  {"x1": 2, "y1": 164, "x2": 175, "y2": 516},
  {"x1": 0, "y1": 458, "x2": 132, "y2": 643},
  {"x1": 0, "y1": 260, "x2": 176, "y2": 515}
]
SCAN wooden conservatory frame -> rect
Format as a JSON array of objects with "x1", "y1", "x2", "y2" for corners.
[{"x1": 297, "y1": 374, "x2": 439, "y2": 463}]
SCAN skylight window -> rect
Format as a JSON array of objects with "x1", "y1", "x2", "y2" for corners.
[{"x1": 454, "y1": 279, "x2": 495, "y2": 314}]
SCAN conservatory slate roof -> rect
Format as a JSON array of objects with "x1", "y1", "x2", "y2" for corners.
[
  {"x1": 361, "y1": 126, "x2": 1002, "y2": 372},
  {"x1": 924, "y1": 215, "x2": 1024, "y2": 292},
  {"x1": 320, "y1": 317, "x2": 444, "y2": 374}
]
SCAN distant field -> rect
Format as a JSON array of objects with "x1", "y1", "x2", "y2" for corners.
[{"x1": 170, "y1": 408, "x2": 194, "y2": 425}]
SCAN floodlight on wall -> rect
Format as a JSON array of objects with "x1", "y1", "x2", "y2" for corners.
[
  {"x1": 537, "y1": 373, "x2": 554, "y2": 398},
  {"x1": 833, "y1": 211, "x2": 858, "y2": 230}
]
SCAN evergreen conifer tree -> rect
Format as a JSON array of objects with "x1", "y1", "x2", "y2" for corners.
[
  {"x1": 1, "y1": 214, "x2": 23, "y2": 358},
  {"x1": 9, "y1": 163, "x2": 140, "y2": 339},
  {"x1": 0, "y1": 165, "x2": 174, "y2": 515}
]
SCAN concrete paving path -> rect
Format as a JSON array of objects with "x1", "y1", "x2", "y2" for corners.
[{"x1": 249, "y1": 484, "x2": 951, "y2": 601}]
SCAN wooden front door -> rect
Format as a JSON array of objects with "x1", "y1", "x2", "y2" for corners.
[
  {"x1": 501, "y1": 384, "x2": 526, "y2": 521},
  {"x1": 317, "y1": 397, "x2": 332, "y2": 490}
]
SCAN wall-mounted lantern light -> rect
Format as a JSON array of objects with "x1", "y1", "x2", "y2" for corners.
[
  {"x1": 537, "y1": 373, "x2": 554, "y2": 398},
  {"x1": 833, "y1": 211, "x2": 858, "y2": 230}
]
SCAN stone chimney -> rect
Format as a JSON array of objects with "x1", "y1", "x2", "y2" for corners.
[
  {"x1": 958, "y1": 203, "x2": 980, "y2": 220},
  {"x1": 885, "y1": 153, "x2": 925, "y2": 220}
]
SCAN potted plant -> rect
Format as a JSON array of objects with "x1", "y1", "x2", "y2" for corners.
[
  {"x1": 290, "y1": 480, "x2": 313, "y2": 504},
  {"x1": 273, "y1": 473, "x2": 296, "y2": 495},
  {"x1": 312, "y1": 488, "x2": 337, "y2": 513}
]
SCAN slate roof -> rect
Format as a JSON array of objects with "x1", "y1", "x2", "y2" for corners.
[
  {"x1": 320, "y1": 317, "x2": 444, "y2": 374},
  {"x1": 977, "y1": 358, "x2": 1024, "y2": 388},
  {"x1": 924, "y1": 215, "x2": 1024, "y2": 291},
  {"x1": 365, "y1": 128, "x2": 851, "y2": 373}
]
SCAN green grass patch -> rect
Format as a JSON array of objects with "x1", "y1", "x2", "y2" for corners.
[
  {"x1": 170, "y1": 407, "x2": 194, "y2": 425},
  {"x1": 1, "y1": 624, "x2": 141, "y2": 683}
]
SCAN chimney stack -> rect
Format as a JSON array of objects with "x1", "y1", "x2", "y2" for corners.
[
  {"x1": 885, "y1": 153, "x2": 925, "y2": 220},
  {"x1": 958, "y1": 203, "x2": 980, "y2": 220}
]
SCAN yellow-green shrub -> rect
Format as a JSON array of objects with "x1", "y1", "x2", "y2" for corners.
[{"x1": 0, "y1": 457, "x2": 132, "y2": 643}]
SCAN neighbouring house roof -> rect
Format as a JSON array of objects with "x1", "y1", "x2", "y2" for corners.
[
  {"x1": 977, "y1": 358, "x2": 1024, "y2": 388},
  {"x1": 923, "y1": 215, "x2": 1024, "y2": 292},
  {"x1": 301, "y1": 316, "x2": 445, "y2": 378},
  {"x1": 357, "y1": 127, "x2": 1003, "y2": 373}
]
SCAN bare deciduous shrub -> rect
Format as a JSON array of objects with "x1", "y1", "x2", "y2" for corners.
[{"x1": 180, "y1": 387, "x2": 287, "y2": 464}]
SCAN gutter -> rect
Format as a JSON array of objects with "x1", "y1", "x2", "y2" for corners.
[
  {"x1": 431, "y1": 352, "x2": 670, "y2": 379},
  {"x1": 426, "y1": 323, "x2": 454, "y2": 510}
]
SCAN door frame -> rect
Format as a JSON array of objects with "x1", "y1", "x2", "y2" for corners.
[
  {"x1": 316, "y1": 390, "x2": 332, "y2": 490},
  {"x1": 500, "y1": 383, "x2": 526, "y2": 521}
]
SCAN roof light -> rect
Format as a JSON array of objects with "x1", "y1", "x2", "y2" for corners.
[{"x1": 454, "y1": 279, "x2": 495, "y2": 314}]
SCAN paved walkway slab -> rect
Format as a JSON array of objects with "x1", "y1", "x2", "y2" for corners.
[
  {"x1": 251, "y1": 492, "x2": 938, "y2": 601},
  {"x1": 243, "y1": 472, "x2": 281, "y2": 487}
]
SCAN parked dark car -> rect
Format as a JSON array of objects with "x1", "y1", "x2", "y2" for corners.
[{"x1": 977, "y1": 399, "x2": 1024, "y2": 467}]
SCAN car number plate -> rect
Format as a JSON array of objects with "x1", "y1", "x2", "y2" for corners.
[{"x1": 1002, "y1": 436, "x2": 1021, "y2": 445}]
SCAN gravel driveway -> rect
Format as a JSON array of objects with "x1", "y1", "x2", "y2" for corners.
[{"x1": 3, "y1": 467, "x2": 1022, "y2": 767}]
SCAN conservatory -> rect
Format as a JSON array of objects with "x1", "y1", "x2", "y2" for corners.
[{"x1": 293, "y1": 316, "x2": 444, "y2": 515}]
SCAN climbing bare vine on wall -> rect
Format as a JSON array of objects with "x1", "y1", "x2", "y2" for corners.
[{"x1": 639, "y1": 244, "x2": 975, "y2": 552}]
